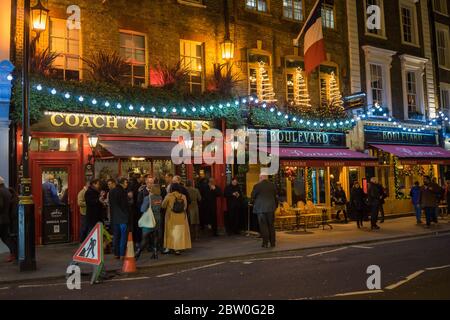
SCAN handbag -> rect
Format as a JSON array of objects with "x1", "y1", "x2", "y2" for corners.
[{"x1": 138, "y1": 203, "x2": 156, "y2": 228}]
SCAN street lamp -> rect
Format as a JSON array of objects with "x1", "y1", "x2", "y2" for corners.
[
  {"x1": 31, "y1": 0, "x2": 49, "y2": 32},
  {"x1": 88, "y1": 134, "x2": 99, "y2": 149},
  {"x1": 87, "y1": 134, "x2": 99, "y2": 163},
  {"x1": 19, "y1": 0, "x2": 49, "y2": 272},
  {"x1": 220, "y1": 0, "x2": 234, "y2": 61},
  {"x1": 221, "y1": 38, "x2": 234, "y2": 61}
]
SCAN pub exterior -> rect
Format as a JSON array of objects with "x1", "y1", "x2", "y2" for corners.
[
  {"x1": 19, "y1": 110, "x2": 226, "y2": 244},
  {"x1": 350, "y1": 120, "x2": 450, "y2": 215}
]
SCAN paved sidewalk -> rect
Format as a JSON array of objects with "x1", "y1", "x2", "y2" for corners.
[{"x1": 1, "y1": 216, "x2": 449, "y2": 284}]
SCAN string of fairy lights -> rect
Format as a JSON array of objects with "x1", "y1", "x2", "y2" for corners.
[{"x1": 31, "y1": 82, "x2": 442, "y2": 132}]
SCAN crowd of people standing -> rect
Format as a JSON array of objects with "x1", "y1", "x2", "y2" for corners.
[{"x1": 77, "y1": 172, "x2": 247, "y2": 260}]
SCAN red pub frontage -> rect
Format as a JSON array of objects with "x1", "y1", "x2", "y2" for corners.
[{"x1": 17, "y1": 111, "x2": 227, "y2": 244}]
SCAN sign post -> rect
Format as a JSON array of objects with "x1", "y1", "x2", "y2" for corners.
[{"x1": 71, "y1": 222, "x2": 104, "y2": 284}]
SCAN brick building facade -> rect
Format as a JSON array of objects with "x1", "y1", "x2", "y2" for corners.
[{"x1": 12, "y1": 0, "x2": 350, "y2": 108}]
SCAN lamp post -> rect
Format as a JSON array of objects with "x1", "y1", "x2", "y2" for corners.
[{"x1": 19, "y1": 0, "x2": 49, "y2": 272}]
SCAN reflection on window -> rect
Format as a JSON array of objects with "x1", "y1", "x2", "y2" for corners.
[
  {"x1": 246, "y1": 0, "x2": 268, "y2": 12},
  {"x1": 284, "y1": 0, "x2": 303, "y2": 21},
  {"x1": 321, "y1": 3, "x2": 335, "y2": 29},
  {"x1": 370, "y1": 63, "x2": 384, "y2": 107},
  {"x1": 30, "y1": 138, "x2": 78, "y2": 152},
  {"x1": 180, "y1": 40, "x2": 204, "y2": 95},
  {"x1": 120, "y1": 31, "x2": 147, "y2": 87},
  {"x1": 50, "y1": 18, "x2": 81, "y2": 81}
]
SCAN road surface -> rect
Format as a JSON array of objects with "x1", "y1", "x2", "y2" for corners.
[{"x1": 0, "y1": 233, "x2": 449, "y2": 300}]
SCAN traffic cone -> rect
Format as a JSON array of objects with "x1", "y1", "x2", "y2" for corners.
[{"x1": 122, "y1": 232, "x2": 137, "y2": 273}]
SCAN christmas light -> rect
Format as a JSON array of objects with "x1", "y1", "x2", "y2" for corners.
[
  {"x1": 162, "y1": 107, "x2": 167, "y2": 113},
  {"x1": 172, "y1": 108, "x2": 177, "y2": 113},
  {"x1": 117, "y1": 103, "x2": 122, "y2": 109},
  {"x1": 104, "y1": 101, "x2": 110, "y2": 107},
  {"x1": 140, "y1": 106, "x2": 145, "y2": 112},
  {"x1": 182, "y1": 108, "x2": 187, "y2": 113},
  {"x1": 64, "y1": 93, "x2": 70, "y2": 99},
  {"x1": 128, "y1": 105, "x2": 134, "y2": 111},
  {"x1": 51, "y1": 88, "x2": 57, "y2": 95},
  {"x1": 7, "y1": 74, "x2": 13, "y2": 81},
  {"x1": 36, "y1": 84, "x2": 42, "y2": 91},
  {"x1": 78, "y1": 96, "x2": 84, "y2": 102},
  {"x1": 91, "y1": 99, "x2": 97, "y2": 105},
  {"x1": 151, "y1": 107, "x2": 156, "y2": 112},
  {"x1": 192, "y1": 107, "x2": 197, "y2": 112}
]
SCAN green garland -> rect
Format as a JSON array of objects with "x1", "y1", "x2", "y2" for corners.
[
  {"x1": 250, "y1": 107, "x2": 353, "y2": 132},
  {"x1": 393, "y1": 157, "x2": 402, "y2": 200},
  {"x1": 307, "y1": 167, "x2": 313, "y2": 201},
  {"x1": 10, "y1": 75, "x2": 244, "y2": 127}
]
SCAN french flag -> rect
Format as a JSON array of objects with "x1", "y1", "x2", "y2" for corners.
[{"x1": 295, "y1": 0, "x2": 327, "y2": 75}]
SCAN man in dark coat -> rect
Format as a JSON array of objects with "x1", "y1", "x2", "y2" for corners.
[
  {"x1": 203, "y1": 177, "x2": 222, "y2": 236},
  {"x1": 0, "y1": 177, "x2": 14, "y2": 262},
  {"x1": 367, "y1": 177, "x2": 382, "y2": 230},
  {"x1": 251, "y1": 175, "x2": 278, "y2": 248},
  {"x1": 197, "y1": 173, "x2": 210, "y2": 230},
  {"x1": 109, "y1": 178, "x2": 129, "y2": 258},
  {"x1": 85, "y1": 179, "x2": 104, "y2": 232},
  {"x1": 224, "y1": 177, "x2": 243, "y2": 235}
]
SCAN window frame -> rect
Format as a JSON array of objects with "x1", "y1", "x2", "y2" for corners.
[
  {"x1": 284, "y1": 56, "x2": 305, "y2": 103},
  {"x1": 177, "y1": 0, "x2": 206, "y2": 8},
  {"x1": 321, "y1": 1, "x2": 335, "y2": 29},
  {"x1": 364, "y1": 0, "x2": 387, "y2": 39},
  {"x1": 119, "y1": 29, "x2": 149, "y2": 88},
  {"x1": 49, "y1": 17, "x2": 82, "y2": 81},
  {"x1": 245, "y1": 0, "x2": 269, "y2": 13},
  {"x1": 400, "y1": 54, "x2": 428, "y2": 121},
  {"x1": 318, "y1": 63, "x2": 339, "y2": 104},
  {"x1": 283, "y1": 0, "x2": 304, "y2": 22},
  {"x1": 441, "y1": 83, "x2": 450, "y2": 115},
  {"x1": 436, "y1": 23, "x2": 450, "y2": 70},
  {"x1": 247, "y1": 48, "x2": 273, "y2": 97},
  {"x1": 119, "y1": 29, "x2": 149, "y2": 87},
  {"x1": 399, "y1": 0, "x2": 420, "y2": 47},
  {"x1": 362, "y1": 46, "x2": 396, "y2": 116},
  {"x1": 433, "y1": 0, "x2": 449, "y2": 16},
  {"x1": 180, "y1": 39, "x2": 206, "y2": 95}
]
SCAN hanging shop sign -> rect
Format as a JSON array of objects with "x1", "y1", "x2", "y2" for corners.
[
  {"x1": 32, "y1": 112, "x2": 214, "y2": 137},
  {"x1": 259, "y1": 129, "x2": 346, "y2": 148},
  {"x1": 42, "y1": 205, "x2": 70, "y2": 245},
  {"x1": 364, "y1": 126, "x2": 437, "y2": 146}
]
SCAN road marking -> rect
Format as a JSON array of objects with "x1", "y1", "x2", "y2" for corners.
[
  {"x1": 106, "y1": 276, "x2": 149, "y2": 282},
  {"x1": 156, "y1": 273, "x2": 175, "y2": 278},
  {"x1": 230, "y1": 255, "x2": 304, "y2": 263},
  {"x1": 18, "y1": 281, "x2": 89, "y2": 289},
  {"x1": 334, "y1": 289, "x2": 384, "y2": 297},
  {"x1": 178, "y1": 262, "x2": 225, "y2": 273},
  {"x1": 0, "y1": 287, "x2": 10, "y2": 290},
  {"x1": 351, "y1": 245, "x2": 373, "y2": 249},
  {"x1": 425, "y1": 264, "x2": 450, "y2": 271},
  {"x1": 307, "y1": 247, "x2": 348, "y2": 257},
  {"x1": 385, "y1": 270, "x2": 425, "y2": 290}
]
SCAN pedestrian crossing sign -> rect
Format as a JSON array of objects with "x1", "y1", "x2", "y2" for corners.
[{"x1": 73, "y1": 222, "x2": 104, "y2": 266}]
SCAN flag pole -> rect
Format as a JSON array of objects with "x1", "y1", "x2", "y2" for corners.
[{"x1": 293, "y1": 0, "x2": 322, "y2": 46}]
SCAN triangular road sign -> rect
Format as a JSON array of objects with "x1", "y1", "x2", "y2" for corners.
[{"x1": 73, "y1": 222, "x2": 103, "y2": 265}]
